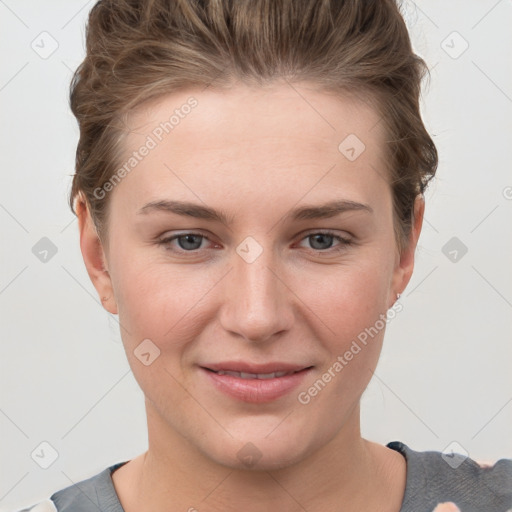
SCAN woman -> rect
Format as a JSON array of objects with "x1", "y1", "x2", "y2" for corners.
[{"x1": 19, "y1": 0, "x2": 512, "y2": 511}]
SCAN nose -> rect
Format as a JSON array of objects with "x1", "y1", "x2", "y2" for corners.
[{"x1": 218, "y1": 241, "x2": 294, "y2": 343}]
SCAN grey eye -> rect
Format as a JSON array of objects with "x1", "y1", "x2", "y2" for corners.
[
  {"x1": 308, "y1": 233, "x2": 335, "y2": 250},
  {"x1": 176, "y1": 234, "x2": 204, "y2": 250}
]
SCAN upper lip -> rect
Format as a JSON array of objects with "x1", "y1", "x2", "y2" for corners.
[{"x1": 201, "y1": 361, "x2": 312, "y2": 374}]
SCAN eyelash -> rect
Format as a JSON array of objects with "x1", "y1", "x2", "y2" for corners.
[{"x1": 157, "y1": 230, "x2": 353, "y2": 254}]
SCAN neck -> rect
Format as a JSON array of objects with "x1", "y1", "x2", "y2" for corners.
[{"x1": 114, "y1": 401, "x2": 404, "y2": 512}]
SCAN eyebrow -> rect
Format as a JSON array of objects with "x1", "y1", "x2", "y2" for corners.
[{"x1": 137, "y1": 199, "x2": 373, "y2": 224}]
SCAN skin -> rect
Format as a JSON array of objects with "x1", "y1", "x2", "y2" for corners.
[
  {"x1": 78, "y1": 81, "x2": 424, "y2": 511},
  {"x1": 433, "y1": 504, "x2": 461, "y2": 512}
]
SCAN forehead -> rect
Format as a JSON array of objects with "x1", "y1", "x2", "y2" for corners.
[
  {"x1": 127, "y1": 82, "x2": 385, "y2": 152},
  {"x1": 111, "y1": 82, "x2": 390, "y2": 215}
]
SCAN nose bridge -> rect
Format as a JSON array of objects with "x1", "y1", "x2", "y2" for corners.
[{"x1": 220, "y1": 236, "x2": 291, "y2": 342}]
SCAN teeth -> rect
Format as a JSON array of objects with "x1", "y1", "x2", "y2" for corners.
[
  {"x1": 241, "y1": 372, "x2": 259, "y2": 379},
  {"x1": 258, "y1": 372, "x2": 278, "y2": 379},
  {"x1": 215, "y1": 370, "x2": 292, "y2": 379}
]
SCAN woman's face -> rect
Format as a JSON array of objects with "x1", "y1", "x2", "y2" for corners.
[{"x1": 80, "y1": 82, "x2": 421, "y2": 470}]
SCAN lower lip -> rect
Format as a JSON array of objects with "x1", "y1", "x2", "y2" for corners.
[{"x1": 201, "y1": 367, "x2": 313, "y2": 403}]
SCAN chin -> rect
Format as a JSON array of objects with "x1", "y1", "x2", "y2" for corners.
[
  {"x1": 202, "y1": 421, "x2": 319, "y2": 472},
  {"x1": 215, "y1": 443, "x2": 310, "y2": 472}
]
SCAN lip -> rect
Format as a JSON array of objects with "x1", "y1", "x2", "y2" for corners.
[
  {"x1": 200, "y1": 362, "x2": 313, "y2": 403},
  {"x1": 203, "y1": 361, "x2": 310, "y2": 374}
]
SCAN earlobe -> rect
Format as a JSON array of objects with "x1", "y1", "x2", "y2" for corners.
[{"x1": 76, "y1": 196, "x2": 118, "y2": 315}]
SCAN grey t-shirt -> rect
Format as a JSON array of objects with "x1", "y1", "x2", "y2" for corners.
[{"x1": 18, "y1": 441, "x2": 512, "y2": 512}]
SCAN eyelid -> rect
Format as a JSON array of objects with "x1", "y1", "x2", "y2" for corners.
[
  {"x1": 157, "y1": 231, "x2": 216, "y2": 249},
  {"x1": 298, "y1": 228, "x2": 352, "y2": 240},
  {"x1": 295, "y1": 229, "x2": 353, "y2": 250}
]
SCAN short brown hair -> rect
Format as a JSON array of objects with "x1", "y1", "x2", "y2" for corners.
[{"x1": 69, "y1": 0, "x2": 438, "y2": 250}]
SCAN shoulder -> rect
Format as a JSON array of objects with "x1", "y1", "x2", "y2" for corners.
[
  {"x1": 387, "y1": 441, "x2": 512, "y2": 512},
  {"x1": 16, "y1": 462, "x2": 128, "y2": 512}
]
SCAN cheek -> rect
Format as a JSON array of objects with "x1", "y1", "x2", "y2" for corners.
[
  {"x1": 111, "y1": 250, "x2": 219, "y2": 359},
  {"x1": 288, "y1": 254, "x2": 394, "y2": 401},
  {"x1": 291, "y1": 255, "x2": 394, "y2": 341},
  {"x1": 292, "y1": 266, "x2": 391, "y2": 412},
  {"x1": 111, "y1": 261, "x2": 209, "y2": 408}
]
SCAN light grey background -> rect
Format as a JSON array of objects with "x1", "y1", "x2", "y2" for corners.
[{"x1": 1, "y1": 0, "x2": 511, "y2": 510}]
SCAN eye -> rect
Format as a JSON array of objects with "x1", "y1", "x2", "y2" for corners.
[
  {"x1": 298, "y1": 231, "x2": 352, "y2": 252},
  {"x1": 158, "y1": 232, "x2": 211, "y2": 252},
  {"x1": 157, "y1": 230, "x2": 352, "y2": 254}
]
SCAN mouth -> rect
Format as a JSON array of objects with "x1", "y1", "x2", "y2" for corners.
[
  {"x1": 199, "y1": 363, "x2": 314, "y2": 403},
  {"x1": 206, "y1": 369, "x2": 302, "y2": 379}
]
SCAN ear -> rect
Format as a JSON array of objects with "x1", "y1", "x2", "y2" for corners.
[
  {"x1": 76, "y1": 196, "x2": 118, "y2": 315},
  {"x1": 389, "y1": 195, "x2": 425, "y2": 306}
]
